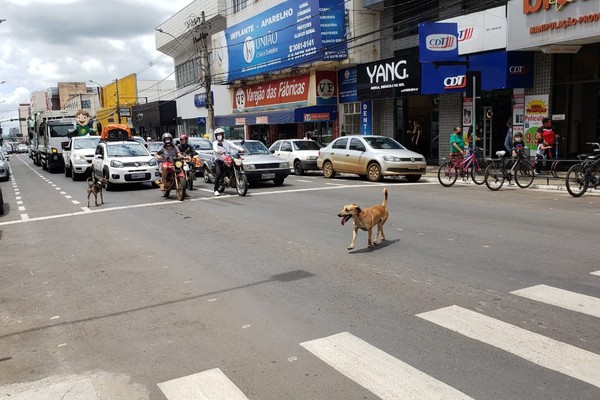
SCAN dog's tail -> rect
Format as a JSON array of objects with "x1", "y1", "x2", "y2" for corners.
[{"x1": 382, "y1": 187, "x2": 388, "y2": 207}]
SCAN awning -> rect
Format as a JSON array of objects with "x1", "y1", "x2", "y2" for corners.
[{"x1": 215, "y1": 105, "x2": 337, "y2": 126}]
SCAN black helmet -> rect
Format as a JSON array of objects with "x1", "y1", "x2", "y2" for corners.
[{"x1": 162, "y1": 132, "x2": 173, "y2": 144}]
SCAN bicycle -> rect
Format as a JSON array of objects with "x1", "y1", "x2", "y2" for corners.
[
  {"x1": 437, "y1": 147, "x2": 487, "y2": 187},
  {"x1": 565, "y1": 142, "x2": 600, "y2": 197},
  {"x1": 484, "y1": 150, "x2": 535, "y2": 191}
]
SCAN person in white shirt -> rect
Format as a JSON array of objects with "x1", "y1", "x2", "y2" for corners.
[{"x1": 212, "y1": 127, "x2": 244, "y2": 196}]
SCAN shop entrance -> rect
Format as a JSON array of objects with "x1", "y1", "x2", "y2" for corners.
[{"x1": 395, "y1": 96, "x2": 438, "y2": 162}]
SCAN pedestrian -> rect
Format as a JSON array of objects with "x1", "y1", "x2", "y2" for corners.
[
  {"x1": 504, "y1": 121, "x2": 513, "y2": 155},
  {"x1": 449, "y1": 126, "x2": 465, "y2": 164},
  {"x1": 512, "y1": 132, "x2": 525, "y2": 158},
  {"x1": 410, "y1": 120, "x2": 422, "y2": 148}
]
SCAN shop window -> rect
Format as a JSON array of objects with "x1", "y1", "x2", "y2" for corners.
[
  {"x1": 343, "y1": 102, "x2": 361, "y2": 135},
  {"x1": 233, "y1": 0, "x2": 248, "y2": 13}
]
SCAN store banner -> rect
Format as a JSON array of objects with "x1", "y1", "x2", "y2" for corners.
[
  {"x1": 356, "y1": 54, "x2": 420, "y2": 99},
  {"x1": 361, "y1": 101, "x2": 372, "y2": 135},
  {"x1": 212, "y1": 0, "x2": 347, "y2": 82},
  {"x1": 194, "y1": 92, "x2": 214, "y2": 108},
  {"x1": 320, "y1": 0, "x2": 347, "y2": 60},
  {"x1": 440, "y1": 6, "x2": 507, "y2": 55},
  {"x1": 233, "y1": 74, "x2": 310, "y2": 112},
  {"x1": 418, "y1": 22, "x2": 460, "y2": 62},
  {"x1": 524, "y1": 95, "x2": 549, "y2": 150},
  {"x1": 338, "y1": 67, "x2": 357, "y2": 103},
  {"x1": 315, "y1": 71, "x2": 338, "y2": 105},
  {"x1": 420, "y1": 50, "x2": 534, "y2": 94}
]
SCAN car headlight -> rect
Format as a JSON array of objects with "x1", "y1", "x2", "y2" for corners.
[
  {"x1": 280, "y1": 162, "x2": 289, "y2": 168},
  {"x1": 74, "y1": 154, "x2": 86, "y2": 160},
  {"x1": 245, "y1": 164, "x2": 256, "y2": 170},
  {"x1": 148, "y1": 158, "x2": 157, "y2": 166},
  {"x1": 382, "y1": 155, "x2": 402, "y2": 162},
  {"x1": 110, "y1": 160, "x2": 124, "y2": 168}
]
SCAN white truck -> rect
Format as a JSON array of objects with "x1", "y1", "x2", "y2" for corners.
[
  {"x1": 30, "y1": 110, "x2": 77, "y2": 172},
  {"x1": 63, "y1": 135, "x2": 101, "y2": 180}
]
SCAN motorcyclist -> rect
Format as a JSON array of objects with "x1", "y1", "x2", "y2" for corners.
[
  {"x1": 177, "y1": 134, "x2": 198, "y2": 190},
  {"x1": 212, "y1": 127, "x2": 244, "y2": 196},
  {"x1": 156, "y1": 132, "x2": 182, "y2": 191}
]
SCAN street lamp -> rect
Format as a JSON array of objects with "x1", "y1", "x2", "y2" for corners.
[
  {"x1": 88, "y1": 80, "x2": 104, "y2": 108},
  {"x1": 156, "y1": 28, "x2": 198, "y2": 62}
]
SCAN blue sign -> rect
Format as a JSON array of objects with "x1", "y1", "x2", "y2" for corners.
[
  {"x1": 196, "y1": 117, "x2": 206, "y2": 125},
  {"x1": 418, "y1": 22, "x2": 459, "y2": 63},
  {"x1": 361, "y1": 101, "x2": 372, "y2": 135},
  {"x1": 194, "y1": 92, "x2": 214, "y2": 108},
  {"x1": 338, "y1": 67, "x2": 357, "y2": 103},
  {"x1": 320, "y1": 0, "x2": 347, "y2": 60},
  {"x1": 223, "y1": 0, "x2": 322, "y2": 82},
  {"x1": 420, "y1": 50, "x2": 534, "y2": 95}
]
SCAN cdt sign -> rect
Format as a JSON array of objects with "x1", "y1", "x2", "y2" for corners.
[
  {"x1": 356, "y1": 54, "x2": 420, "y2": 99},
  {"x1": 418, "y1": 22, "x2": 460, "y2": 62}
]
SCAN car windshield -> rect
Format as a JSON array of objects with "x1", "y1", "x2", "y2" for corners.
[
  {"x1": 49, "y1": 123, "x2": 74, "y2": 138},
  {"x1": 190, "y1": 139, "x2": 212, "y2": 151},
  {"x1": 235, "y1": 141, "x2": 270, "y2": 155},
  {"x1": 73, "y1": 137, "x2": 100, "y2": 149},
  {"x1": 363, "y1": 136, "x2": 405, "y2": 150},
  {"x1": 293, "y1": 141, "x2": 320, "y2": 151},
  {"x1": 107, "y1": 143, "x2": 149, "y2": 157},
  {"x1": 148, "y1": 142, "x2": 163, "y2": 152}
]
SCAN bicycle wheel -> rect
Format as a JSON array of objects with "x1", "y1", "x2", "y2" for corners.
[
  {"x1": 565, "y1": 164, "x2": 588, "y2": 197},
  {"x1": 438, "y1": 162, "x2": 458, "y2": 187},
  {"x1": 515, "y1": 161, "x2": 535, "y2": 188},
  {"x1": 470, "y1": 160, "x2": 486, "y2": 185},
  {"x1": 485, "y1": 162, "x2": 505, "y2": 191}
]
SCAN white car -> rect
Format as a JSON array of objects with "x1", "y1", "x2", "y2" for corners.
[
  {"x1": 92, "y1": 140, "x2": 159, "y2": 190},
  {"x1": 63, "y1": 136, "x2": 101, "y2": 180},
  {"x1": 269, "y1": 139, "x2": 321, "y2": 175}
]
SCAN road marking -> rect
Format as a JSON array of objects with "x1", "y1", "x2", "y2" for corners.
[
  {"x1": 591, "y1": 270, "x2": 600, "y2": 277},
  {"x1": 18, "y1": 206, "x2": 25, "y2": 211},
  {"x1": 296, "y1": 179, "x2": 314, "y2": 183},
  {"x1": 158, "y1": 368, "x2": 249, "y2": 400},
  {"x1": 300, "y1": 331, "x2": 474, "y2": 400},
  {"x1": 21, "y1": 214, "x2": 29, "y2": 221},
  {"x1": 417, "y1": 305, "x2": 600, "y2": 388},
  {"x1": 511, "y1": 284, "x2": 600, "y2": 318}
]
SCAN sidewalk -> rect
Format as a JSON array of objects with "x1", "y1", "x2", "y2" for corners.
[{"x1": 423, "y1": 165, "x2": 598, "y2": 194}]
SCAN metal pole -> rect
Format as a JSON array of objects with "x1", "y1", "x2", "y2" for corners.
[
  {"x1": 115, "y1": 78, "x2": 121, "y2": 124},
  {"x1": 198, "y1": 11, "x2": 215, "y2": 140},
  {"x1": 472, "y1": 75, "x2": 477, "y2": 157}
]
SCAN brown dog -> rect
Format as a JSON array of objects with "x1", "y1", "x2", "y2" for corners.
[
  {"x1": 87, "y1": 176, "x2": 107, "y2": 207},
  {"x1": 338, "y1": 188, "x2": 389, "y2": 250}
]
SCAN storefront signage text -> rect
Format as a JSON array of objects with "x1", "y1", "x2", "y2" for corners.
[
  {"x1": 523, "y1": 0, "x2": 576, "y2": 14},
  {"x1": 234, "y1": 74, "x2": 310, "y2": 111},
  {"x1": 529, "y1": 11, "x2": 600, "y2": 34}
]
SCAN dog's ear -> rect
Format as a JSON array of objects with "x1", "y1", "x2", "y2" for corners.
[{"x1": 355, "y1": 206, "x2": 361, "y2": 213}]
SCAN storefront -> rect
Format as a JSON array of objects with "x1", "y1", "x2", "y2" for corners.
[
  {"x1": 507, "y1": 0, "x2": 600, "y2": 158},
  {"x1": 215, "y1": 71, "x2": 338, "y2": 146}
]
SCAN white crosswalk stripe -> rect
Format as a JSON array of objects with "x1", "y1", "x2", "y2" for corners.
[
  {"x1": 157, "y1": 368, "x2": 249, "y2": 400},
  {"x1": 511, "y1": 284, "x2": 600, "y2": 318},
  {"x1": 417, "y1": 305, "x2": 600, "y2": 389},
  {"x1": 590, "y1": 270, "x2": 600, "y2": 277},
  {"x1": 300, "y1": 331, "x2": 474, "y2": 400}
]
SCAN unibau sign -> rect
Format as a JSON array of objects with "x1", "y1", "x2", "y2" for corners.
[
  {"x1": 507, "y1": 0, "x2": 600, "y2": 50},
  {"x1": 356, "y1": 54, "x2": 420, "y2": 99}
]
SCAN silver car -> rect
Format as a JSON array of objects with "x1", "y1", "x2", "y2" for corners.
[
  {"x1": 231, "y1": 140, "x2": 290, "y2": 186},
  {"x1": 317, "y1": 135, "x2": 427, "y2": 182},
  {"x1": 0, "y1": 151, "x2": 10, "y2": 182}
]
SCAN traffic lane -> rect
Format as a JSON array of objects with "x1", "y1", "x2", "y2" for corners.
[{"x1": 1, "y1": 183, "x2": 599, "y2": 398}]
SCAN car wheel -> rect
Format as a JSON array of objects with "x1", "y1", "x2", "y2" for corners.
[
  {"x1": 406, "y1": 175, "x2": 421, "y2": 182},
  {"x1": 294, "y1": 160, "x2": 304, "y2": 175},
  {"x1": 367, "y1": 162, "x2": 383, "y2": 182},
  {"x1": 103, "y1": 170, "x2": 114, "y2": 191},
  {"x1": 322, "y1": 161, "x2": 336, "y2": 178},
  {"x1": 273, "y1": 176, "x2": 285, "y2": 186},
  {"x1": 64, "y1": 165, "x2": 71, "y2": 177}
]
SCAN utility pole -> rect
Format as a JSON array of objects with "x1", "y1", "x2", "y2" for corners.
[
  {"x1": 115, "y1": 78, "x2": 121, "y2": 124},
  {"x1": 195, "y1": 11, "x2": 214, "y2": 140}
]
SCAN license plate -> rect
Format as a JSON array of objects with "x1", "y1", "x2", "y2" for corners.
[
  {"x1": 262, "y1": 173, "x2": 275, "y2": 179},
  {"x1": 183, "y1": 165, "x2": 190, "y2": 171},
  {"x1": 407, "y1": 165, "x2": 420, "y2": 169},
  {"x1": 130, "y1": 173, "x2": 146, "y2": 179}
]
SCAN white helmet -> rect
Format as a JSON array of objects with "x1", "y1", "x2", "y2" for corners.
[{"x1": 214, "y1": 128, "x2": 225, "y2": 140}]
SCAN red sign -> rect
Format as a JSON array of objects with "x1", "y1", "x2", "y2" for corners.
[
  {"x1": 523, "y1": 0, "x2": 575, "y2": 14},
  {"x1": 233, "y1": 74, "x2": 310, "y2": 111},
  {"x1": 304, "y1": 113, "x2": 330, "y2": 121}
]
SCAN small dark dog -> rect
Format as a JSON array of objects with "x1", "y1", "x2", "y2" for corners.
[{"x1": 87, "y1": 176, "x2": 107, "y2": 207}]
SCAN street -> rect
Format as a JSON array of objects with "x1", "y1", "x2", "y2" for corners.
[{"x1": 1, "y1": 153, "x2": 599, "y2": 400}]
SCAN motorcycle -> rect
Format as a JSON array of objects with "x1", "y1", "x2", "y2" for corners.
[
  {"x1": 186, "y1": 155, "x2": 201, "y2": 191},
  {"x1": 214, "y1": 143, "x2": 248, "y2": 196},
  {"x1": 162, "y1": 156, "x2": 189, "y2": 201}
]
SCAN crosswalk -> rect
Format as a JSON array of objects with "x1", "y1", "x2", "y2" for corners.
[{"x1": 157, "y1": 271, "x2": 600, "y2": 399}]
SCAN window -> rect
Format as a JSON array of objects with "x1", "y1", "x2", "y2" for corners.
[
  {"x1": 332, "y1": 138, "x2": 348, "y2": 150},
  {"x1": 281, "y1": 141, "x2": 292, "y2": 151},
  {"x1": 233, "y1": 0, "x2": 248, "y2": 13},
  {"x1": 349, "y1": 138, "x2": 365, "y2": 151},
  {"x1": 343, "y1": 102, "x2": 361, "y2": 136},
  {"x1": 81, "y1": 100, "x2": 91, "y2": 109},
  {"x1": 175, "y1": 58, "x2": 202, "y2": 89},
  {"x1": 393, "y1": 0, "x2": 439, "y2": 39}
]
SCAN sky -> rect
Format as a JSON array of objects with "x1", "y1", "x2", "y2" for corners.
[{"x1": 0, "y1": 0, "x2": 193, "y2": 130}]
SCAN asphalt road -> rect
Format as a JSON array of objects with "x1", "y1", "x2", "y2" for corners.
[{"x1": 1, "y1": 154, "x2": 599, "y2": 399}]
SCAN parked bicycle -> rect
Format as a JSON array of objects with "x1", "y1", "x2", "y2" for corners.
[
  {"x1": 437, "y1": 147, "x2": 487, "y2": 187},
  {"x1": 565, "y1": 142, "x2": 600, "y2": 197},
  {"x1": 484, "y1": 150, "x2": 535, "y2": 191}
]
